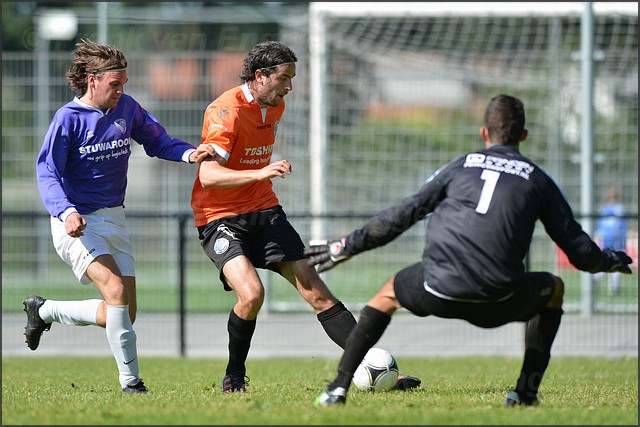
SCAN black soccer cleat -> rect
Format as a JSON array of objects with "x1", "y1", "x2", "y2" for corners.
[
  {"x1": 122, "y1": 379, "x2": 148, "y2": 394},
  {"x1": 23, "y1": 295, "x2": 52, "y2": 351},
  {"x1": 393, "y1": 374, "x2": 421, "y2": 391},
  {"x1": 314, "y1": 387, "x2": 347, "y2": 407},
  {"x1": 222, "y1": 372, "x2": 249, "y2": 393},
  {"x1": 504, "y1": 390, "x2": 539, "y2": 408}
]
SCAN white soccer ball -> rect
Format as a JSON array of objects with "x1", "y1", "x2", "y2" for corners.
[{"x1": 352, "y1": 347, "x2": 399, "y2": 392}]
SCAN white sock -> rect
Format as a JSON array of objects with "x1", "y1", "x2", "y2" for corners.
[
  {"x1": 39, "y1": 299, "x2": 102, "y2": 326},
  {"x1": 105, "y1": 304, "x2": 140, "y2": 388}
]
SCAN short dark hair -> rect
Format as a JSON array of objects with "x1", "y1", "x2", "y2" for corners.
[
  {"x1": 484, "y1": 94, "x2": 526, "y2": 145},
  {"x1": 66, "y1": 38, "x2": 127, "y2": 95},
  {"x1": 240, "y1": 41, "x2": 297, "y2": 82}
]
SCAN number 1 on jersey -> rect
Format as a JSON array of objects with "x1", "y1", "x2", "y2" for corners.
[{"x1": 476, "y1": 169, "x2": 500, "y2": 214}]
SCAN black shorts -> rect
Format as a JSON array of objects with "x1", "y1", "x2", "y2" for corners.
[
  {"x1": 197, "y1": 205, "x2": 305, "y2": 291},
  {"x1": 394, "y1": 263, "x2": 556, "y2": 328}
]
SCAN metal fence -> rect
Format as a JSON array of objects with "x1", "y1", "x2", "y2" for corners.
[
  {"x1": 2, "y1": 3, "x2": 637, "y2": 357},
  {"x1": 2, "y1": 210, "x2": 638, "y2": 357}
]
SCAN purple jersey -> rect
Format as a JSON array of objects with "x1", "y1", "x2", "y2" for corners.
[{"x1": 37, "y1": 94, "x2": 195, "y2": 219}]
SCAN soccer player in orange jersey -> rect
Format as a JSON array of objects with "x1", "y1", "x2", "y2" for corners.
[{"x1": 191, "y1": 41, "x2": 420, "y2": 393}]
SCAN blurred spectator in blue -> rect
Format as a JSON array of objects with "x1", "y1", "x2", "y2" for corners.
[{"x1": 594, "y1": 186, "x2": 627, "y2": 295}]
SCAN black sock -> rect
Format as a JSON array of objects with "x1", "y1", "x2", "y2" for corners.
[
  {"x1": 226, "y1": 309, "x2": 256, "y2": 375},
  {"x1": 515, "y1": 308, "x2": 563, "y2": 400},
  {"x1": 317, "y1": 301, "x2": 357, "y2": 349},
  {"x1": 330, "y1": 305, "x2": 391, "y2": 390}
]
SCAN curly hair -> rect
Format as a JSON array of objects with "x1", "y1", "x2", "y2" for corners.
[
  {"x1": 484, "y1": 94, "x2": 526, "y2": 146},
  {"x1": 239, "y1": 41, "x2": 297, "y2": 82},
  {"x1": 66, "y1": 38, "x2": 127, "y2": 95}
]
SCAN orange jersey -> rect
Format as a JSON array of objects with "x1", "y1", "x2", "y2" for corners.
[{"x1": 191, "y1": 84, "x2": 284, "y2": 226}]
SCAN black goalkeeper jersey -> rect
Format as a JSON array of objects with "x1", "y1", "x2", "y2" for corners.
[{"x1": 345, "y1": 144, "x2": 605, "y2": 302}]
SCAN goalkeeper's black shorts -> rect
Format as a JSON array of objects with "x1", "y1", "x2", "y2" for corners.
[
  {"x1": 393, "y1": 262, "x2": 556, "y2": 328},
  {"x1": 197, "y1": 205, "x2": 306, "y2": 291}
]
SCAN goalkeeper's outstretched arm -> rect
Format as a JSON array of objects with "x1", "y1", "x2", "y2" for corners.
[{"x1": 304, "y1": 181, "x2": 438, "y2": 273}]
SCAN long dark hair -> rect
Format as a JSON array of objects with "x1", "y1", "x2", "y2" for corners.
[
  {"x1": 239, "y1": 41, "x2": 297, "y2": 82},
  {"x1": 66, "y1": 38, "x2": 127, "y2": 95}
]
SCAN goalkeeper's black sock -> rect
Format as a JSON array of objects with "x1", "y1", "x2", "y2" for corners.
[
  {"x1": 317, "y1": 301, "x2": 357, "y2": 349},
  {"x1": 330, "y1": 305, "x2": 391, "y2": 390},
  {"x1": 226, "y1": 309, "x2": 256, "y2": 375},
  {"x1": 515, "y1": 308, "x2": 563, "y2": 400}
]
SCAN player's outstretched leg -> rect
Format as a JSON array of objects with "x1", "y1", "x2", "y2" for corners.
[
  {"x1": 506, "y1": 307, "x2": 563, "y2": 408},
  {"x1": 23, "y1": 295, "x2": 52, "y2": 351}
]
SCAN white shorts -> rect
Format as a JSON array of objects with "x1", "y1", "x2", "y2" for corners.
[{"x1": 51, "y1": 206, "x2": 135, "y2": 285}]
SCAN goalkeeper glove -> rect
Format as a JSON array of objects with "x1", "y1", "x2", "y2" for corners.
[
  {"x1": 304, "y1": 238, "x2": 351, "y2": 273},
  {"x1": 601, "y1": 248, "x2": 633, "y2": 274}
]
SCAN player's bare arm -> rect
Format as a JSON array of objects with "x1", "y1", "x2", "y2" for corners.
[{"x1": 199, "y1": 156, "x2": 291, "y2": 188}]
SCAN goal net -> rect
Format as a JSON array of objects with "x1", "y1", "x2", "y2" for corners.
[{"x1": 271, "y1": 2, "x2": 638, "y2": 319}]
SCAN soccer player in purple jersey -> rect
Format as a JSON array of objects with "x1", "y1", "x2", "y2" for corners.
[{"x1": 25, "y1": 38, "x2": 214, "y2": 394}]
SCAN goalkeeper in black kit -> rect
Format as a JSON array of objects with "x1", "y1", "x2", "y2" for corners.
[{"x1": 307, "y1": 94, "x2": 633, "y2": 408}]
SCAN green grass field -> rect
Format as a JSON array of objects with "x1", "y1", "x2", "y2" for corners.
[{"x1": 2, "y1": 356, "x2": 637, "y2": 425}]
